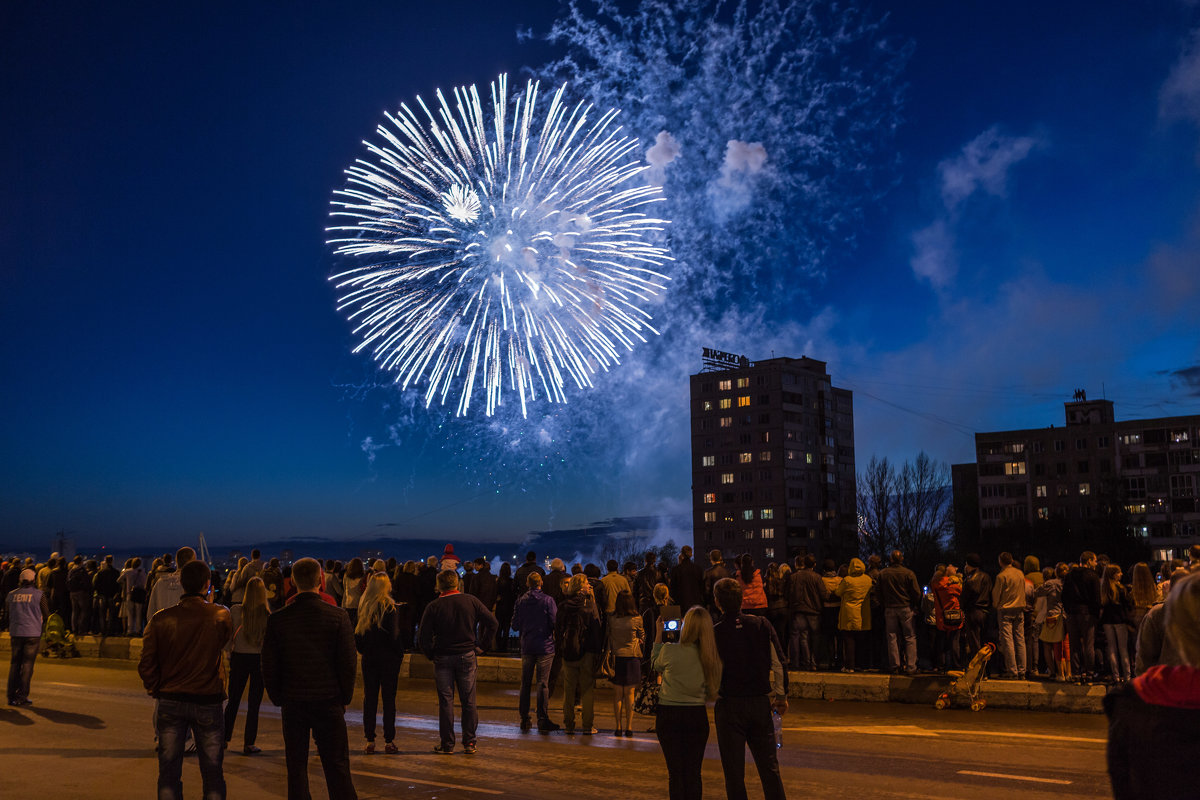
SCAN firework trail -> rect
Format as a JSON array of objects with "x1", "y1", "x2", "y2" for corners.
[{"x1": 328, "y1": 74, "x2": 672, "y2": 418}]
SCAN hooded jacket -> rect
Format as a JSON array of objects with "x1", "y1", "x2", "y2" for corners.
[
  {"x1": 835, "y1": 559, "x2": 873, "y2": 631},
  {"x1": 1104, "y1": 664, "x2": 1200, "y2": 799}
]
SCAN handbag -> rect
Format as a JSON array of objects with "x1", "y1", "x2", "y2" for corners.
[
  {"x1": 942, "y1": 607, "x2": 963, "y2": 625},
  {"x1": 634, "y1": 675, "x2": 660, "y2": 715}
]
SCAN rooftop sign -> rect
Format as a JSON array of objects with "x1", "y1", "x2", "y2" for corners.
[{"x1": 701, "y1": 347, "x2": 751, "y2": 371}]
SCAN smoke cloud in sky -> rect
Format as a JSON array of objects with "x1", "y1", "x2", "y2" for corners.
[{"x1": 351, "y1": 0, "x2": 907, "y2": 526}]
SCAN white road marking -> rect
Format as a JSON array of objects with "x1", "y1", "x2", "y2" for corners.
[
  {"x1": 352, "y1": 769, "x2": 504, "y2": 795},
  {"x1": 45, "y1": 682, "x2": 86, "y2": 688},
  {"x1": 789, "y1": 725, "x2": 1103, "y2": 744},
  {"x1": 958, "y1": 770, "x2": 1072, "y2": 785},
  {"x1": 784, "y1": 725, "x2": 936, "y2": 737}
]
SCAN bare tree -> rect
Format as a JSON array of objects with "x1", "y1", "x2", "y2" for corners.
[
  {"x1": 857, "y1": 456, "x2": 897, "y2": 557},
  {"x1": 857, "y1": 452, "x2": 953, "y2": 578}
]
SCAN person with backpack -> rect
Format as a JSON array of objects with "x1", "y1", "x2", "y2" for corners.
[{"x1": 555, "y1": 574, "x2": 602, "y2": 734}]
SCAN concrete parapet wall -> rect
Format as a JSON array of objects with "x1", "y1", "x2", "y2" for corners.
[{"x1": 0, "y1": 633, "x2": 1104, "y2": 712}]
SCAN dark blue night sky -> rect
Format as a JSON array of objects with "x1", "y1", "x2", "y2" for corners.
[{"x1": 3, "y1": 1, "x2": 1198, "y2": 552}]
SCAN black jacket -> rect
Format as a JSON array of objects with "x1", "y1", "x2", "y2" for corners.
[
  {"x1": 786, "y1": 568, "x2": 828, "y2": 615},
  {"x1": 1062, "y1": 565, "x2": 1102, "y2": 615},
  {"x1": 669, "y1": 558, "x2": 705, "y2": 611},
  {"x1": 354, "y1": 606, "x2": 405, "y2": 670},
  {"x1": 876, "y1": 565, "x2": 922, "y2": 610},
  {"x1": 418, "y1": 592, "x2": 498, "y2": 658},
  {"x1": 1104, "y1": 666, "x2": 1200, "y2": 800},
  {"x1": 261, "y1": 592, "x2": 357, "y2": 706},
  {"x1": 470, "y1": 568, "x2": 498, "y2": 610}
]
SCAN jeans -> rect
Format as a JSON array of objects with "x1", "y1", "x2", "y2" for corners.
[
  {"x1": 280, "y1": 703, "x2": 356, "y2": 800},
  {"x1": 519, "y1": 653, "x2": 554, "y2": 724},
  {"x1": 434, "y1": 651, "x2": 479, "y2": 748},
  {"x1": 1104, "y1": 623, "x2": 1131, "y2": 681},
  {"x1": 714, "y1": 695, "x2": 786, "y2": 800},
  {"x1": 362, "y1": 659, "x2": 401, "y2": 742},
  {"x1": 561, "y1": 653, "x2": 595, "y2": 730},
  {"x1": 223, "y1": 652, "x2": 264, "y2": 747},
  {"x1": 997, "y1": 609, "x2": 1026, "y2": 677},
  {"x1": 127, "y1": 601, "x2": 145, "y2": 636},
  {"x1": 788, "y1": 613, "x2": 819, "y2": 670},
  {"x1": 70, "y1": 590, "x2": 90, "y2": 634},
  {"x1": 656, "y1": 704, "x2": 709, "y2": 800},
  {"x1": 155, "y1": 698, "x2": 226, "y2": 800},
  {"x1": 884, "y1": 607, "x2": 917, "y2": 671},
  {"x1": 7, "y1": 636, "x2": 39, "y2": 702},
  {"x1": 1067, "y1": 611, "x2": 1096, "y2": 676}
]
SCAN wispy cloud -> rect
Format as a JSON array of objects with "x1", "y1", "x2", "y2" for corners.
[
  {"x1": 1161, "y1": 28, "x2": 1200, "y2": 126},
  {"x1": 910, "y1": 127, "x2": 1041, "y2": 290}
]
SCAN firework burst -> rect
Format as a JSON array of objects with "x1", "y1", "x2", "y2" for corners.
[{"x1": 328, "y1": 74, "x2": 671, "y2": 418}]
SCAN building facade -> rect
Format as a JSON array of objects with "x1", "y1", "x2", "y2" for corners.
[
  {"x1": 690, "y1": 354, "x2": 857, "y2": 565},
  {"x1": 964, "y1": 394, "x2": 1199, "y2": 560}
]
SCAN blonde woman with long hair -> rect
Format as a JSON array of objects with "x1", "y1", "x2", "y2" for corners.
[
  {"x1": 225, "y1": 576, "x2": 270, "y2": 754},
  {"x1": 355, "y1": 572, "x2": 405, "y2": 754},
  {"x1": 651, "y1": 606, "x2": 722, "y2": 800}
]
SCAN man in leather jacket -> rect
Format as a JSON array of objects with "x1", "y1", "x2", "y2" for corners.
[{"x1": 138, "y1": 560, "x2": 233, "y2": 800}]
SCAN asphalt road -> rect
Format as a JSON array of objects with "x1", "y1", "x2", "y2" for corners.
[{"x1": 2, "y1": 658, "x2": 1112, "y2": 799}]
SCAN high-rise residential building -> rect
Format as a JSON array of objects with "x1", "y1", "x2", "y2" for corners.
[
  {"x1": 690, "y1": 352, "x2": 857, "y2": 565},
  {"x1": 956, "y1": 392, "x2": 1200, "y2": 560}
]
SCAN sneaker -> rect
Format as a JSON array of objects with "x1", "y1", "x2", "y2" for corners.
[
  {"x1": 363, "y1": 741, "x2": 375, "y2": 755},
  {"x1": 463, "y1": 743, "x2": 477, "y2": 755},
  {"x1": 432, "y1": 743, "x2": 454, "y2": 755},
  {"x1": 581, "y1": 727, "x2": 598, "y2": 735},
  {"x1": 384, "y1": 742, "x2": 399, "y2": 755}
]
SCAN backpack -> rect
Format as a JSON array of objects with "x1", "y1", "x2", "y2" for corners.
[{"x1": 559, "y1": 608, "x2": 588, "y2": 662}]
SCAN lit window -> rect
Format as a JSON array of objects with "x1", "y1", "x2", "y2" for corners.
[
  {"x1": 741, "y1": 510, "x2": 754, "y2": 521},
  {"x1": 1004, "y1": 461, "x2": 1026, "y2": 476},
  {"x1": 761, "y1": 432, "x2": 770, "y2": 443},
  {"x1": 764, "y1": 548, "x2": 775, "y2": 559},
  {"x1": 719, "y1": 417, "x2": 732, "y2": 428},
  {"x1": 701, "y1": 455, "x2": 715, "y2": 467},
  {"x1": 744, "y1": 530, "x2": 755, "y2": 540},
  {"x1": 737, "y1": 396, "x2": 751, "y2": 407},
  {"x1": 761, "y1": 528, "x2": 775, "y2": 539},
  {"x1": 760, "y1": 508, "x2": 774, "y2": 519},
  {"x1": 736, "y1": 377, "x2": 750, "y2": 388},
  {"x1": 1079, "y1": 482, "x2": 1091, "y2": 496},
  {"x1": 1037, "y1": 507, "x2": 1049, "y2": 520},
  {"x1": 1172, "y1": 430, "x2": 1190, "y2": 443},
  {"x1": 1035, "y1": 485, "x2": 1047, "y2": 498},
  {"x1": 759, "y1": 451, "x2": 772, "y2": 462},
  {"x1": 702, "y1": 400, "x2": 714, "y2": 411},
  {"x1": 806, "y1": 453, "x2": 814, "y2": 464},
  {"x1": 1121, "y1": 433, "x2": 1141, "y2": 445},
  {"x1": 720, "y1": 472, "x2": 735, "y2": 484},
  {"x1": 703, "y1": 511, "x2": 716, "y2": 522},
  {"x1": 739, "y1": 452, "x2": 752, "y2": 463},
  {"x1": 719, "y1": 398, "x2": 732, "y2": 409},
  {"x1": 703, "y1": 493, "x2": 716, "y2": 504},
  {"x1": 718, "y1": 379, "x2": 732, "y2": 391}
]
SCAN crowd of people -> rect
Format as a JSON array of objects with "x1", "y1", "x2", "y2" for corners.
[{"x1": 5, "y1": 540, "x2": 1200, "y2": 800}]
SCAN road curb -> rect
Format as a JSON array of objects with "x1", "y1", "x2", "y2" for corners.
[{"x1": 2, "y1": 632, "x2": 1105, "y2": 712}]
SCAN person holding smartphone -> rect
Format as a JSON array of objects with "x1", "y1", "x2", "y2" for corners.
[{"x1": 651, "y1": 606, "x2": 722, "y2": 800}]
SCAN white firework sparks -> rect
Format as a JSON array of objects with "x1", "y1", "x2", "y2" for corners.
[{"x1": 328, "y1": 74, "x2": 672, "y2": 418}]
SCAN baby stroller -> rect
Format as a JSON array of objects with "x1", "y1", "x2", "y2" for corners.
[
  {"x1": 41, "y1": 613, "x2": 81, "y2": 658},
  {"x1": 935, "y1": 643, "x2": 994, "y2": 711}
]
